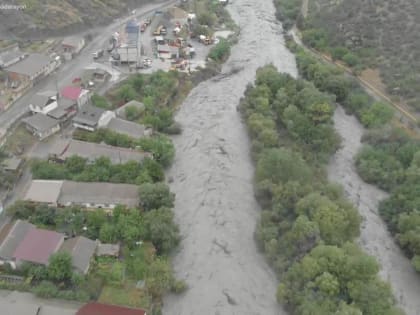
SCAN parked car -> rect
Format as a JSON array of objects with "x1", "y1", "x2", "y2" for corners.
[
  {"x1": 143, "y1": 58, "x2": 152, "y2": 67},
  {"x1": 92, "y1": 49, "x2": 104, "y2": 59}
]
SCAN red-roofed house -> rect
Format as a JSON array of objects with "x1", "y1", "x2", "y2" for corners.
[
  {"x1": 13, "y1": 228, "x2": 64, "y2": 266},
  {"x1": 61, "y1": 86, "x2": 89, "y2": 108},
  {"x1": 77, "y1": 302, "x2": 147, "y2": 315}
]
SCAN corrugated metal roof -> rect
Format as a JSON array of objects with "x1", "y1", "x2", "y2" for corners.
[
  {"x1": 13, "y1": 228, "x2": 64, "y2": 265},
  {"x1": 60, "y1": 236, "x2": 97, "y2": 274},
  {"x1": 0, "y1": 220, "x2": 35, "y2": 260},
  {"x1": 105, "y1": 118, "x2": 146, "y2": 139}
]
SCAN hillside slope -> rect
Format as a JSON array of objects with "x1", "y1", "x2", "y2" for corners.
[
  {"x1": 303, "y1": 0, "x2": 420, "y2": 113},
  {"x1": 0, "y1": 0, "x2": 154, "y2": 39}
]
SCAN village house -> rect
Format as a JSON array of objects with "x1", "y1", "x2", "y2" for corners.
[
  {"x1": 61, "y1": 85, "x2": 90, "y2": 107},
  {"x1": 1, "y1": 156, "x2": 24, "y2": 176},
  {"x1": 105, "y1": 117, "x2": 151, "y2": 139},
  {"x1": 12, "y1": 228, "x2": 64, "y2": 267},
  {"x1": 0, "y1": 219, "x2": 98, "y2": 274},
  {"x1": 60, "y1": 236, "x2": 98, "y2": 275},
  {"x1": 62, "y1": 36, "x2": 85, "y2": 60},
  {"x1": 72, "y1": 104, "x2": 114, "y2": 131},
  {"x1": 21, "y1": 113, "x2": 61, "y2": 140},
  {"x1": 49, "y1": 139, "x2": 151, "y2": 164},
  {"x1": 0, "y1": 48, "x2": 26, "y2": 69},
  {"x1": 28, "y1": 90, "x2": 58, "y2": 114},
  {"x1": 0, "y1": 220, "x2": 34, "y2": 269},
  {"x1": 24, "y1": 180, "x2": 141, "y2": 210},
  {"x1": 76, "y1": 302, "x2": 147, "y2": 315},
  {"x1": 96, "y1": 242, "x2": 120, "y2": 258},
  {"x1": 3, "y1": 297, "x2": 75, "y2": 315},
  {"x1": 5, "y1": 53, "x2": 57, "y2": 87},
  {"x1": 46, "y1": 98, "x2": 78, "y2": 125}
]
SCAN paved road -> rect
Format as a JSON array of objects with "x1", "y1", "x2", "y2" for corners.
[{"x1": 0, "y1": 0, "x2": 179, "y2": 134}]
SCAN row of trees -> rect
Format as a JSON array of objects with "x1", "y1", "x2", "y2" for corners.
[
  {"x1": 240, "y1": 65, "x2": 402, "y2": 314},
  {"x1": 295, "y1": 48, "x2": 394, "y2": 128},
  {"x1": 31, "y1": 156, "x2": 164, "y2": 185},
  {"x1": 355, "y1": 127, "x2": 420, "y2": 270},
  {"x1": 73, "y1": 129, "x2": 175, "y2": 168}
]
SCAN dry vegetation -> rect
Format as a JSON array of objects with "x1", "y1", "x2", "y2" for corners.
[
  {"x1": 0, "y1": 0, "x2": 150, "y2": 38},
  {"x1": 305, "y1": 0, "x2": 420, "y2": 112}
]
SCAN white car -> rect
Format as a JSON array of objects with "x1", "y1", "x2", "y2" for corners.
[{"x1": 143, "y1": 58, "x2": 152, "y2": 67}]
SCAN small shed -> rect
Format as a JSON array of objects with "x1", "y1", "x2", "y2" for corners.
[{"x1": 97, "y1": 243, "x2": 120, "y2": 257}]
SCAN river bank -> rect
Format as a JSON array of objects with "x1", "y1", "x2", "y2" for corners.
[
  {"x1": 162, "y1": 0, "x2": 296, "y2": 314},
  {"x1": 328, "y1": 106, "x2": 420, "y2": 315}
]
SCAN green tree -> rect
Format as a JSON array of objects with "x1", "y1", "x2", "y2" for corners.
[
  {"x1": 256, "y1": 148, "x2": 312, "y2": 184},
  {"x1": 125, "y1": 105, "x2": 143, "y2": 121},
  {"x1": 146, "y1": 258, "x2": 174, "y2": 299},
  {"x1": 138, "y1": 183, "x2": 175, "y2": 211},
  {"x1": 117, "y1": 84, "x2": 137, "y2": 103},
  {"x1": 91, "y1": 93, "x2": 111, "y2": 109},
  {"x1": 361, "y1": 102, "x2": 394, "y2": 128},
  {"x1": 47, "y1": 252, "x2": 73, "y2": 283},
  {"x1": 143, "y1": 208, "x2": 180, "y2": 254}
]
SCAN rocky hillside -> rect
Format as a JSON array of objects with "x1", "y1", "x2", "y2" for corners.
[
  {"x1": 0, "y1": 0, "x2": 154, "y2": 39},
  {"x1": 305, "y1": 0, "x2": 420, "y2": 112}
]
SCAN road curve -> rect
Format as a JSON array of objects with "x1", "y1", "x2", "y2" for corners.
[{"x1": 162, "y1": 0, "x2": 296, "y2": 314}]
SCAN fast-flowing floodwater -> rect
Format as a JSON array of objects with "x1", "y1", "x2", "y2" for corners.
[
  {"x1": 328, "y1": 106, "x2": 420, "y2": 315},
  {"x1": 162, "y1": 0, "x2": 296, "y2": 314}
]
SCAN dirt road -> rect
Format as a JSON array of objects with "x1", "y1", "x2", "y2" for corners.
[
  {"x1": 328, "y1": 106, "x2": 420, "y2": 315},
  {"x1": 162, "y1": 0, "x2": 296, "y2": 314}
]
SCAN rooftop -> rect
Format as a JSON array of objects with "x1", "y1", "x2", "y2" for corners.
[
  {"x1": 60, "y1": 236, "x2": 97, "y2": 274},
  {"x1": 5, "y1": 53, "x2": 51, "y2": 77},
  {"x1": 97, "y1": 243, "x2": 120, "y2": 257},
  {"x1": 0, "y1": 50, "x2": 26, "y2": 67},
  {"x1": 50, "y1": 139, "x2": 151, "y2": 164},
  {"x1": 105, "y1": 118, "x2": 146, "y2": 139},
  {"x1": 62, "y1": 36, "x2": 84, "y2": 47},
  {"x1": 23, "y1": 179, "x2": 63, "y2": 204},
  {"x1": 30, "y1": 91, "x2": 56, "y2": 109},
  {"x1": 61, "y1": 86, "x2": 83, "y2": 101},
  {"x1": 1, "y1": 156, "x2": 23, "y2": 171},
  {"x1": 59, "y1": 181, "x2": 140, "y2": 208},
  {"x1": 13, "y1": 228, "x2": 64, "y2": 265},
  {"x1": 72, "y1": 104, "x2": 105, "y2": 126},
  {"x1": 76, "y1": 302, "x2": 146, "y2": 315},
  {"x1": 0, "y1": 220, "x2": 34, "y2": 260},
  {"x1": 22, "y1": 113, "x2": 60, "y2": 132}
]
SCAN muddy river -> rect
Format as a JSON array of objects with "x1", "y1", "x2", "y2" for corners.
[
  {"x1": 328, "y1": 106, "x2": 420, "y2": 315},
  {"x1": 162, "y1": 0, "x2": 296, "y2": 314}
]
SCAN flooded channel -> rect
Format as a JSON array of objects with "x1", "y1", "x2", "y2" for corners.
[
  {"x1": 162, "y1": 0, "x2": 296, "y2": 314},
  {"x1": 328, "y1": 106, "x2": 420, "y2": 315}
]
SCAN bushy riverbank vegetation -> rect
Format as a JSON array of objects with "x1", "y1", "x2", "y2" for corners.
[
  {"x1": 281, "y1": 8, "x2": 420, "y2": 277},
  {"x1": 293, "y1": 46, "x2": 394, "y2": 128},
  {"x1": 240, "y1": 65, "x2": 403, "y2": 314},
  {"x1": 355, "y1": 128, "x2": 420, "y2": 271}
]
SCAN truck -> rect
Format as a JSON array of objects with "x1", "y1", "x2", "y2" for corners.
[
  {"x1": 153, "y1": 25, "x2": 167, "y2": 36},
  {"x1": 92, "y1": 49, "x2": 104, "y2": 59}
]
